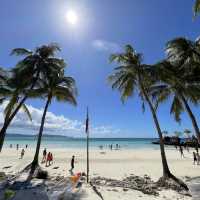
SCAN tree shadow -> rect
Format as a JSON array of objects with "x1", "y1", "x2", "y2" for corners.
[{"x1": 90, "y1": 182, "x2": 104, "y2": 200}]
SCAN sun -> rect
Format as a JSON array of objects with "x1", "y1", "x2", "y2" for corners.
[{"x1": 66, "y1": 10, "x2": 78, "y2": 25}]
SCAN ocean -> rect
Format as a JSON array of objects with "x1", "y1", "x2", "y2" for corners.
[{"x1": 4, "y1": 134, "x2": 158, "y2": 149}]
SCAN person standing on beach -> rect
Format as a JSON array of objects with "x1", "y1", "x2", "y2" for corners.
[
  {"x1": 16, "y1": 144, "x2": 19, "y2": 150},
  {"x1": 193, "y1": 152, "x2": 197, "y2": 165},
  {"x1": 179, "y1": 146, "x2": 184, "y2": 158},
  {"x1": 42, "y1": 148, "x2": 47, "y2": 163},
  {"x1": 70, "y1": 155, "x2": 75, "y2": 171},
  {"x1": 46, "y1": 152, "x2": 52, "y2": 167},
  {"x1": 197, "y1": 152, "x2": 200, "y2": 165},
  {"x1": 20, "y1": 149, "x2": 25, "y2": 159},
  {"x1": 50, "y1": 152, "x2": 53, "y2": 165},
  {"x1": 25, "y1": 144, "x2": 28, "y2": 149}
]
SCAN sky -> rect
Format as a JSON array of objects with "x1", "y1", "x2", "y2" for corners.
[{"x1": 0, "y1": 0, "x2": 200, "y2": 138}]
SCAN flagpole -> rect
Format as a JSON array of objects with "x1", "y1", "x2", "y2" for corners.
[
  {"x1": 87, "y1": 128, "x2": 89, "y2": 183},
  {"x1": 86, "y1": 107, "x2": 89, "y2": 183}
]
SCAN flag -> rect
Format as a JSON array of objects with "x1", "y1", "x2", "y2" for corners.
[{"x1": 85, "y1": 107, "x2": 89, "y2": 134}]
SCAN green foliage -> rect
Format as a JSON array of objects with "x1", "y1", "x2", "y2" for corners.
[
  {"x1": 10, "y1": 48, "x2": 32, "y2": 56},
  {"x1": 0, "y1": 43, "x2": 76, "y2": 153},
  {"x1": 150, "y1": 37, "x2": 200, "y2": 123},
  {"x1": 4, "y1": 189, "x2": 15, "y2": 200},
  {"x1": 194, "y1": 0, "x2": 200, "y2": 17},
  {"x1": 108, "y1": 44, "x2": 154, "y2": 109},
  {"x1": 0, "y1": 172, "x2": 6, "y2": 181},
  {"x1": 21, "y1": 104, "x2": 32, "y2": 121},
  {"x1": 2, "y1": 43, "x2": 67, "y2": 121},
  {"x1": 34, "y1": 73, "x2": 77, "y2": 106}
]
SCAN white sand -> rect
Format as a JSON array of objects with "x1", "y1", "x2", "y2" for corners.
[{"x1": 0, "y1": 146, "x2": 197, "y2": 199}]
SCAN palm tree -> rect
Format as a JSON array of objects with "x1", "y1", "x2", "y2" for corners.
[
  {"x1": 0, "y1": 43, "x2": 65, "y2": 152},
  {"x1": 152, "y1": 61, "x2": 200, "y2": 141},
  {"x1": 108, "y1": 45, "x2": 188, "y2": 189},
  {"x1": 194, "y1": 0, "x2": 200, "y2": 17},
  {"x1": 166, "y1": 37, "x2": 200, "y2": 66},
  {"x1": 157, "y1": 38, "x2": 200, "y2": 143},
  {"x1": 29, "y1": 70, "x2": 77, "y2": 174}
]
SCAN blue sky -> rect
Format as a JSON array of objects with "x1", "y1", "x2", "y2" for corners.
[{"x1": 0, "y1": 0, "x2": 200, "y2": 138}]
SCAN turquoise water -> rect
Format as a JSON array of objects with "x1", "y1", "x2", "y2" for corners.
[{"x1": 4, "y1": 134, "x2": 158, "y2": 149}]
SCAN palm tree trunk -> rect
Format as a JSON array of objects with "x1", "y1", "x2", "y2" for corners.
[
  {"x1": 139, "y1": 82, "x2": 188, "y2": 190},
  {"x1": 30, "y1": 93, "x2": 52, "y2": 174},
  {"x1": 141, "y1": 87, "x2": 171, "y2": 177},
  {"x1": 137, "y1": 70, "x2": 171, "y2": 177},
  {"x1": 0, "y1": 72, "x2": 40, "y2": 152},
  {"x1": 181, "y1": 95, "x2": 200, "y2": 143}
]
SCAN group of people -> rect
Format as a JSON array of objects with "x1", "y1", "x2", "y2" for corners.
[
  {"x1": 99, "y1": 144, "x2": 121, "y2": 151},
  {"x1": 109, "y1": 144, "x2": 121, "y2": 150},
  {"x1": 175, "y1": 141, "x2": 200, "y2": 166},
  {"x1": 9, "y1": 144, "x2": 28, "y2": 159},
  {"x1": 10, "y1": 143, "x2": 28, "y2": 150},
  {"x1": 42, "y1": 148, "x2": 53, "y2": 167}
]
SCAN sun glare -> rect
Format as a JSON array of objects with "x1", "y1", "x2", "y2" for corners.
[{"x1": 66, "y1": 10, "x2": 78, "y2": 25}]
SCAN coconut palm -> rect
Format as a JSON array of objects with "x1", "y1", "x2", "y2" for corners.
[
  {"x1": 166, "y1": 37, "x2": 200, "y2": 71},
  {"x1": 0, "y1": 43, "x2": 65, "y2": 152},
  {"x1": 156, "y1": 38, "x2": 200, "y2": 143},
  {"x1": 108, "y1": 45, "x2": 188, "y2": 189},
  {"x1": 29, "y1": 70, "x2": 77, "y2": 174}
]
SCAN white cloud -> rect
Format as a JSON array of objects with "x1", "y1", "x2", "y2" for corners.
[
  {"x1": 92, "y1": 39, "x2": 121, "y2": 53},
  {"x1": 0, "y1": 101, "x2": 121, "y2": 137}
]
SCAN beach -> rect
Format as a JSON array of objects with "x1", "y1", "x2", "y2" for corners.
[{"x1": 0, "y1": 145, "x2": 197, "y2": 199}]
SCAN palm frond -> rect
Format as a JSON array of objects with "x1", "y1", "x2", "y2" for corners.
[
  {"x1": 10, "y1": 48, "x2": 32, "y2": 56},
  {"x1": 170, "y1": 95, "x2": 184, "y2": 123},
  {"x1": 194, "y1": 0, "x2": 200, "y2": 17},
  {"x1": 21, "y1": 103, "x2": 32, "y2": 121},
  {"x1": 53, "y1": 86, "x2": 77, "y2": 105},
  {"x1": 35, "y1": 43, "x2": 61, "y2": 58},
  {"x1": 27, "y1": 88, "x2": 48, "y2": 98}
]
